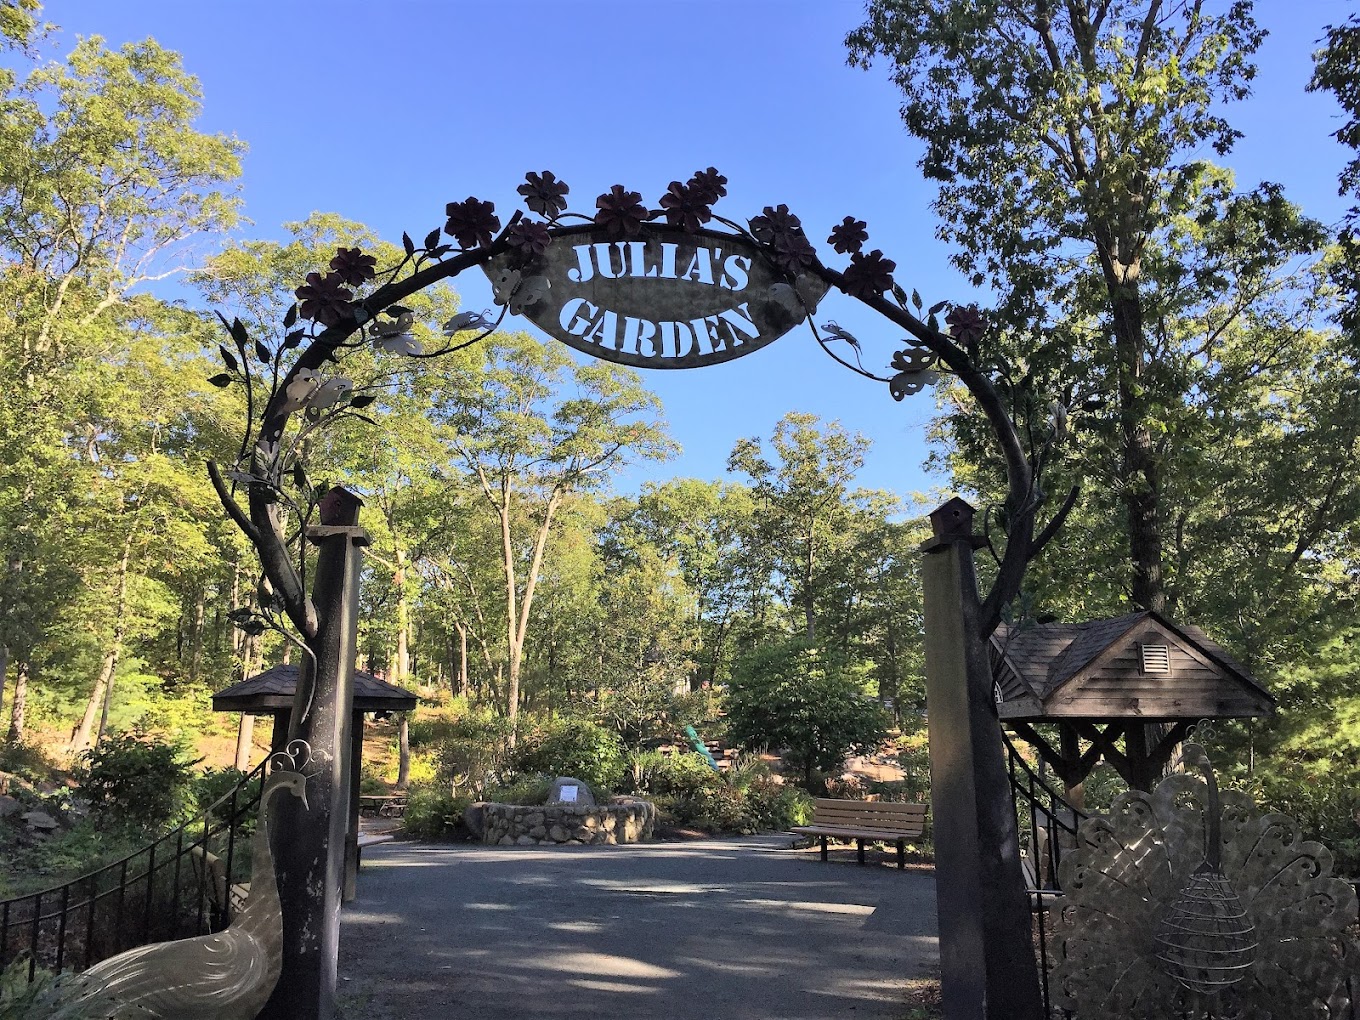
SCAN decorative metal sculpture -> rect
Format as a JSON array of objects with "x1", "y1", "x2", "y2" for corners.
[
  {"x1": 1049, "y1": 742, "x2": 1359, "y2": 1018},
  {"x1": 29, "y1": 743, "x2": 311, "y2": 1019}
]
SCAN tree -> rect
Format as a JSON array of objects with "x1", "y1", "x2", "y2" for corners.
[
  {"x1": 847, "y1": 1, "x2": 1321, "y2": 613},
  {"x1": 728, "y1": 413, "x2": 870, "y2": 639},
  {"x1": 428, "y1": 332, "x2": 672, "y2": 739},
  {"x1": 726, "y1": 637, "x2": 888, "y2": 787}
]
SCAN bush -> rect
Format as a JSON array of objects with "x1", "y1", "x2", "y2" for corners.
[
  {"x1": 402, "y1": 784, "x2": 473, "y2": 840},
  {"x1": 75, "y1": 734, "x2": 199, "y2": 831},
  {"x1": 726, "y1": 638, "x2": 889, "y2": 787},
  {"x1": 420, "y1": 706, "x2": 513, "y2": 796},
  {"x1": 483, "y1": 774, "x2": 555, "y2": 805},
  {"x1": 0, "y1": 740, "x2": 58, "y2": 784},
  {"x1": 622, "y1": 749, "x2": 717, "y2": 797},
  {"x1": 510, "y1": 719, "x2": 625, "y2": 791},
  {"x1": 660, "y1": 773, "x2": 813, "y2": 835}
]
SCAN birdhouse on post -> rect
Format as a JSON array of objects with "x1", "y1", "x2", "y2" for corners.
[{"x1": 318, "y1": 486, "x2": 363, "y2": 527}]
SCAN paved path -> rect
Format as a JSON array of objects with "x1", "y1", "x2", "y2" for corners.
[{"x1": 337, "y1": 837, "x2": 938, "y2": 1020}]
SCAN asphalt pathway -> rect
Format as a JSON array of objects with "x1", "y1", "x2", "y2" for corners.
[{"x1": 337, "y1": 836, "x2": 938, "y2": 1020}]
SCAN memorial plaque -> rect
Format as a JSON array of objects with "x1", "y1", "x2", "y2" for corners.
[{"x1": 483, "y1": 227, "x2": 827, "y2": 369}]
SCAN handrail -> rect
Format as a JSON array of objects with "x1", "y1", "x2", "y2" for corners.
[{"x1": 1, "y1": 754, "x2": 270, "y2": 978}]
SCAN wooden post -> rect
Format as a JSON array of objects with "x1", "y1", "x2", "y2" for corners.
[
  {"x1": 260, "y1": 488, "x2": 367, "y2": 1020},
  {"x1": 344, "y1": 711, "x2": 363, "y2": 902},
  {"x1": 234, "y1": 713, "x2": 255, "y2": 771},
  {"x1": 921, "y1": 498, "x2": 1044, "y2": 1020}
]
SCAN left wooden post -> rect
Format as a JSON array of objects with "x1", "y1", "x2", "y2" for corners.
[{"x1": 260, "y1": 488, "x2": 366, "y2": 1020}]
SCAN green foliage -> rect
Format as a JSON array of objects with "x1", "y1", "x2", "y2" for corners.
[
  {"x1": 408, "y1": 704, "x2": 512, "y2": 796},
  {"x1": 0, "y1": 739, "x2": 56, "y2": 783},
  {"x1": 621, "y1": 749, "x2": 716, "y2": 797},
  {"x1": 510, "y1": 718, "x2": 625, "y2": 791},
  {"x1": 726, "y1": 638, "x2": 888, "y2": 786},
  {"x1": 483, "y1": 774, "x2": 555, "y2": 806},
  {"x1": 402, "y1": 784, "x2": 472, "y2": 840},
  {"x1": 74, "y1": 733, "x2": 198, "y2": 831}
]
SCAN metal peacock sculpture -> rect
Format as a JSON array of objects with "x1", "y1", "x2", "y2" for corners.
[
  {"x1": 1048, "y1": 740, "x2": 1359, "y2": 1019},
  {"x1": 27, "y1": 742, "x2": 311, "y2": 1020}
]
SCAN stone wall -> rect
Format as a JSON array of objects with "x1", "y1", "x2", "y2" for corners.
[{"x1": 479, "y1": 799, "x2": 656, "y2": 846}]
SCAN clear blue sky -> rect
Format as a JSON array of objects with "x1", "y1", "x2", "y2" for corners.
[{"x1": 33, "y1": 0, "x2": 1357, "y2": 500}]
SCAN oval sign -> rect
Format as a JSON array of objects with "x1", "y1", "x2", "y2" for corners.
[{"x1": 482, "y1": 227, "x2": 827, "y2": 369}]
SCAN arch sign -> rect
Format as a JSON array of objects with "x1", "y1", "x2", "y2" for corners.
[{"x1": 483, "y1": 227, "x2": 827, "y2": 369}]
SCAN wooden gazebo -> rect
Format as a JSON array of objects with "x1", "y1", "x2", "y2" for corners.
[
  {"x1": 991, "y1": 610, "x2": 1273, "y2": 795},
  {"x1": 212, "y1": 664, "x2": 416, "y2": 898}
]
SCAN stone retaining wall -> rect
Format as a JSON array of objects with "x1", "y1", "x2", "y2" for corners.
[{"x1": 480, "y1": 799, "x2": 656, "y2": 846}]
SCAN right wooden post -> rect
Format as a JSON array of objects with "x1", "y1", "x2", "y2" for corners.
[{"x1": 921, "y1": 497, "x2": 1044, "y2": 1020}]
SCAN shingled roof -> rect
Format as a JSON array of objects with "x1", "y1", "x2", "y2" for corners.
[
  {"x1": 990, "y1": 610, "x2": 1273, "y2": 721},
  {"x1": 212, "y1": 664, "x2": 417, "y2": 714}
]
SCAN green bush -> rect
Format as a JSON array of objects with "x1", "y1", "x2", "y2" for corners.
[
  {"x1": 660, "y1": 775, "x2": 813, "y2": 835},
  {"x1": 402, "y1": 784, "x2": 472, "y2": 840},
  {"x1": 75, "y1": 734, "x2": 199, "y2": 831},
  {"x1": 0, "y1": 740, "x2": 58, "y2": 784},
  {"x1": 420, "y1": 707, "x2": 513, "y2": 796},
  {"x1": 623, "y1": 749, "x2": 717, "y2": 797},
  {"x1": 511, "y1": 718, "x2": 625, "y2": 791}
]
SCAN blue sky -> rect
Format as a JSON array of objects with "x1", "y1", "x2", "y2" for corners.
[{"x1": 32, "y1": 0, "x2": 1358, "y2": 500}]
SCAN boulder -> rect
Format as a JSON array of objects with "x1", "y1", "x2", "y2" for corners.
[
  {"x1": 463, "y1": 802, "x2": 488, "y2": 839},
  {"x1": 22, "y1": 810, "x2": 58, "y2": 831},
  {"x1": 547, "y1": 777, "x2": 595, "y2": 807}
]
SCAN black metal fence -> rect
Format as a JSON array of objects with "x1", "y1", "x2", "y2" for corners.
[
  {"x1": 0, "y1": 756, "x2": 267, "y2": 980},
  {"x1": 1003, "y1": 727, "x2": 1085, "y2": 1018}
]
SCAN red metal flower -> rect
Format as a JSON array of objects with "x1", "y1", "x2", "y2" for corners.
[
  {"x1": 748, "y1": 204, "x2": 802, "y2": 244},
  {"x1": 946, "y1": 305, "x2": 986, "y2": 343},
  {"x1": 518, "y1": 171, "x2": 570, "y2": 218},
  {"x1": 294, "y1": 272, "x2": 354, "y2": 327},
  {"x1": 594, "y1": 185, "x2": 649, "y2": 239},
  {"x1": 658, "y1": 181, "x2": 712, "y2": 233},
  {"x1": 444, "y1": 197, "x2": 501, "y2": 249},
  {"x1": 841, "y1": 249, "x2": 896, "y2": 299},
  {"x1": 772, "y1": 231, "x2": 817, "y2": 274},
  {"x1": 329, "y1": 247, "x2": 377, "y2": 286},
  {"x1": 828, "y1": 217, "x2": 869, "y2": 255},
  {"x1": 507, "y1": 219, "x2": 552, "y2": 259},
  {"x1": 687, "y1": 167, "x2": 728, "y2": 205}
]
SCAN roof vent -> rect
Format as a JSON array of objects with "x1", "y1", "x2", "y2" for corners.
[{"x1": 1140, "y1": 643, "x2": 1171, "y2": 675}]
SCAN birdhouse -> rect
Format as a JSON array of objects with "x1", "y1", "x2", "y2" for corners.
[
  {"x1": 929, "y1": 496, "x2": 976, "y2": 540},
  {"x1": 318, "y1": 486, "x2": 364, "y2": 527}
]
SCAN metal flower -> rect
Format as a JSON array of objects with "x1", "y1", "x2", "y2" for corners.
[
  {"x1": 748, "y1": 204, "x2": 802, "y2": 244},
  {"x1": 687, "y1": 167, "x2": 728, "y2": 205},
  {"x1": 946, "y1": 305, "x2": 986, "y2": 344},
  {"x1": 329, "y1": 247, "x2": 377, "y2": 286},
  {"x1": 506, "y1": 219, "x2": 552, "y2": 259},
  {"x1": 772, "y1": 231, "x2": 817, "y2": 274},
  {"x1": 280, "y1": 367, "x2": 324, "y2": 413},
  {"x1": 444, "y1": 197, "x2": 501, "y2": 249},
  {"x1": 294, "y1": 272, "x2": 354, "y2": 327},
  {"x1": 594, "y1": 185, "x2": 649, "y2": 239},
  {"x1": 307, "y1": 376, "x2": 354, "y2": 410},
  {"x1": 376, "y1": 334, "x2": 424, "y2": 356},
  {"x1": 658, "y1": 181, "x2": 712, "y2": 233},
  {"x1": 821, "y1": 321, "x2": 861, "y2": 349},
  {"x1": 828, "y1": 217, "x2": 869, "y2": 255},
  {"x1": 442, "y1": 310, "x2": 495, "y2": 336},
  {"x1": 517, "y1": 171, "x2": 569, "y2": 217},
  {"x1": 841, "y1": 249, "x2": 896, "y2": 299},
  {"x1": 371, "y1": 310, "x2": 415, "y2": 338}
]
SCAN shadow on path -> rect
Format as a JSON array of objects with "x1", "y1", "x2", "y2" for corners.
[{"x1": 338, "y1": 836, "x2": 938, "y2": 1020}]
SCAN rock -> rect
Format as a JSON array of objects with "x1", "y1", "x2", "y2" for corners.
[
  {"x1": 548, "y1": 824, "x2": 569, "y2": 842},
  {"x1": 463, "y1": 802, "x2": 488, "y2": 839},
  {"x1": 548, "y1": 777, "x2": 595, "y2": 807},
  {"x1": 528, "y1": 825, "x2": 547, "y2": 839},
  {"x1": 0, "y1": 796, "x2": 20, "y2": 818},
  {"x1": 498, "y1": 836, "x2": 515, "y2": 846},
  {"x1": 515, "y1": 835, "x2": 535, "y2": 846},
  {"x1": 22, "y1": 810, "x2": 58, "y2": 831}
]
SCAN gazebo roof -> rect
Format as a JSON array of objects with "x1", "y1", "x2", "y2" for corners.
[
  {"x1": 211, "y1": 664, "x2": 417, "y2": 715},
  {"x1": 991, "y1": 610, "x2": 1273, "y2": 722}
]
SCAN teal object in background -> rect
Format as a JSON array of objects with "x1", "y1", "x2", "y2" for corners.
[{"x1": 682, "y1": 725, "x2": 720, "y2": 770}]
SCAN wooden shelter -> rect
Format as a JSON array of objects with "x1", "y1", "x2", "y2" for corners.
[
  {"x1": 212, "y1": 664, "x2": 416, "y2": 899},
  {"x1": 991, "y1": 610, "x2": 1273, "y2": 793}
]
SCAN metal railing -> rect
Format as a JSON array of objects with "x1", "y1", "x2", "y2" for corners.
[
  {"x1": 0, "y1": 756, "x2": 268, "y2": 980},
  {"x1": 1003, "y1": 726, "x2": 1086, "y2": 1018}
]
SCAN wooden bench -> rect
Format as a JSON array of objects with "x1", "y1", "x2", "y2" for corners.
[
  {"x1": 792, "y1": 799, "x2": 928, "y2": 869},
  {"x1": 359, "y1": 794, "x2": 407, "y2": 818}
]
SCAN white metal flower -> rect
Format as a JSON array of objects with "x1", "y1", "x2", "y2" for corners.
[
  {"x1": 279, "y1": 368, "x2": 324, "y2": 414},
  {"x1": 442, "y1": 310, "x2": 495, "y2": 336},
  {"x1": 376, "y1": 334, "x2": 424, "y2": 356},
  {"x1": 307, "y1": 376, "x2": 354, "y2": 410},
  {"x1": 370, "y1": 311, "x2": 414, "y2": 338},
  {"x1": 489, "y1": 268, "x2": 521, "y2": 306},
  {"x1": 509, "y1": 275, "x2": 550, "y2": 315}
]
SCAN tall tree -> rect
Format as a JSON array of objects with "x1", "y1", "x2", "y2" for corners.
[
  {"x1": 847, "y1": 1, "x2": 1314, "y2": 613},
  {"x1": 429, "y1": 332, "x2": 672, "y2": 739}
]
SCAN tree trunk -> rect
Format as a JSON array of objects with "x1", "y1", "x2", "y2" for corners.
[
  {"x1": 75, "y1": 535, "x2": 133, "y2": 752},
  {"x1": 397, "y1": 714, "x2": 411, "y2": 788},
  {"x1": 456, "y1": 623, "x2": 469, "y2": 698},
  {"x1": 234, "y1": 714, "x2": 255, "y2": 770},
  {"x1": 0, "y1": 644, "x2": 7, "y2": 730},
  {"x1": 189, "y1": 587, "x2": 206, "y2": 681},
  {"x1": 7, "y1": 661, "x2": 27, "y2": 742}
]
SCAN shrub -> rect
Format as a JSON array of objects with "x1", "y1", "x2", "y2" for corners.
[
  {"x1": 402, "y1": 784, "x2": 472, "y2": 840},
  {"x1": 726, "y1": 638, "x2": 889, "y2": 787},
  {"x1": 483, "y1": 774, "x2": 555, "y2": 805},
  {"x1": 423, "y1": 707, "x2": 513, "y2": 796},
  {"x1": 75, "y1": 734, "x2": 199, "y2": 832},
  {"x1": 511, "y1": 719, "x2": 625, "y2": 791},
  {"x1": 0, "y1": 740, "x2": 58, "y2": 784}
]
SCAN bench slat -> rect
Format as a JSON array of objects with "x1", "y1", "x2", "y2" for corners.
[{"x1": 794, "y1": 799, "x2": 928, "y2": 842}]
